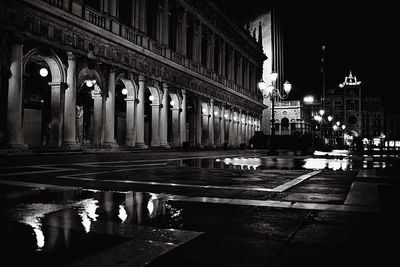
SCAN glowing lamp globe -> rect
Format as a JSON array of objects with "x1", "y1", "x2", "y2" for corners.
[{"x1": 39, "y1": 68, "x2": 48, "y2": 77}]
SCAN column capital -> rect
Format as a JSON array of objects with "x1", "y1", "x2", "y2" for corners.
[
  {"x1": 67, "y1": 52, "x2": 77, "y2": 61},
  {"x1": 125, "y1": 96, "x2": 136, "y2": 102},
  {"x1": 210, "y1": 98, "x2": 214, "y2": 104},
  {"x1": 181, "y1": 89, "x2": 186, "y2": 95},
  {"x1": 162, "y1": 82, "x2": 169, "y2": 90},
  {"x1": 138, "y1": 74, "x2": 146, "y2": 82},
  {"x1": 48, "y1": 82, "x2": 69, "y2": 90}
]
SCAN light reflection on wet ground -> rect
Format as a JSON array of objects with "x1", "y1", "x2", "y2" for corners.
[
  {"x1": 1, "y1": 151, "x2": 398, "y2": 266},
  {"x1": 169, "y1": 153, "x2": 391, "y2": 172},
  {"x1": 1, "y1": 189, "x2": 188, "y2": 265}
]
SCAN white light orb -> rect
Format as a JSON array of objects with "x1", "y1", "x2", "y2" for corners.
[
  {"x1": 202, "y1": 108, "x2": 207, "y2": 113},
  {"x1": 86, "y1": 80, "x2": 93, "y2": 87},
  {"x1": 170, "y1": 100, "x2": 175, "y2": 106},
  {"x1": 214, "y1": 111, "x2": 219, "y2": 116},
  {"x1": 39, "y1": 68, "x2": 48, "y2": 77},
  {"x1": 121, "y1": 88, "x2": 128, "y2": 95},
  {"x1": 149, "y1": 95, "x2": 155, "y2": 101},
  {"x1": 224, "y1": 114, "x2": 229, "y2": 119}
]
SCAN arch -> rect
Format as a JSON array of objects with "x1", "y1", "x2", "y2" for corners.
[
  {"x1": 146, "y1": 84, "x2": 161, "y2": 105},
  {"x1": 200, "y1": 101, "x2": 209, "y2": 115},
  {"x1": 169, "y1": 92, "x2": 181, "y2": 108},
  {"x1": 77, "y1": 65, "x2": 104, "y2": 92},
  {"x1": 119, "y1": 78, "x2": 137, "y2": 98},
  {"x1": 22, "y1": 47, "x2": 67, "y2": 147},
  {"x1": 23, "y1": 47, "x2": 66, "y2": 84}
]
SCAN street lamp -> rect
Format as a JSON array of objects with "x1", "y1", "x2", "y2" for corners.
[
  {"x1": 258, "y1": 73, "x2": 292, "y2": 154},
  {"x1": 259, "y1": 73, "x2": 291, "y2": 136}
]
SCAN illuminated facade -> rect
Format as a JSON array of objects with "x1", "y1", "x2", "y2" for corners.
[
  {"x1": 247, "y1": 0, "x2": 284, "y2": 135},
  {"x1": 325, "y1": 71, "x2": 362, "y2": 138},
  {"x1": 0, "y1": 0, "x2": 266, "y2": 149},
  {"x1": 272, "y1": 100, "x2": 312, "y2": 135}
]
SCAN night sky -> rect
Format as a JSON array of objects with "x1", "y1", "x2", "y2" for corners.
[{"x1": 214, "y1": 0, "x2": 397, "y2": 109}]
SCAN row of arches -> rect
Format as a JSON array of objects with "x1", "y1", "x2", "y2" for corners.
[{"x1": 4, "y1": 43, "x2": 260, "y2": 148}]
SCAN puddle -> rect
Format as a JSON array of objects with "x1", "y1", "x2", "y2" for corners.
[{"x1": 1, "y1": 190, "x2": 183, "y2": 254}]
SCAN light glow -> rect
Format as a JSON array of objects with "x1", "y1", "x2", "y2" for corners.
[
  {"x1": 149, "y1": 95, "x2": 155, "y2": 101},
  {"x1": 118, "y1": 204, "x2": 128, "y2": 223},
  {"x1": 39, "y1": 68, "x2": 48, "y2": 77},
  {"x1": 121, "y1": 88, "x2": 128, "y2": 95}
]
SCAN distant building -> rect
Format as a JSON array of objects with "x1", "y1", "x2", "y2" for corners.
[
  {"x1": 386, "y1": 112, "x2": 400, "y2": 139},
  {"x1": 325, "y1": 71, "x2": 362, "y2": 142},
  {"x1": 273, "y1": 100, "x2": 312, "y2": 135},
  {"x1": 246, "y1": 0, "x2": 284, "y2": 135},
  {"x1": 362, "y1": 96, "x2": 384, "y2": 138}
]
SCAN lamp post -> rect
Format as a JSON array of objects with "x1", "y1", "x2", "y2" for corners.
[{"x1": 258, "y1": 73, "x2": 292, "y2": 154}]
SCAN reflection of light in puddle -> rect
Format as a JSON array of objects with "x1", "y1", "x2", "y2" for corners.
[
  {"x1": 118, "y1": 205, "x2": 128, "y2": 223},
  {"x1": 220, "y1": 157, "x2": 261, "y2": 170},
  {"x1": 303, "y1": 158, "x2": 349, "y2": 170},
  {"x1": 76, "y1": 199, "x2": 99, "y2": 233},
  {"x1": 147, "y1": 193, "x2": 159, "y2": 217},
  {"x1": 314, "y1": 150, "x2": 349, "y2": 157},
  {"x1": 12, "y1": 203, "x2": 66, "y2": 250}
]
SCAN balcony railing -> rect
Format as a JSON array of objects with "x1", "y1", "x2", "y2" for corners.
[{"x1": 39, "y1": 0, "x2": 259, "y2": 101}]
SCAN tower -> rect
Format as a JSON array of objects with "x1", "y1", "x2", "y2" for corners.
[{"x1": 339, "y1": 71, "x2": 362, "y2": 137}]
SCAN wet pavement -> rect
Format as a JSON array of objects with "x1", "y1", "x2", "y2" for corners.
[{"x1": 0, "y1": 149, "x2": 399, "y2": 266}]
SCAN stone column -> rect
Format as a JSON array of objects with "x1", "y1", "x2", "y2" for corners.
[
  {"x1": 104, "y1": 69, "x2": 118, "y2": 147},
  {"x1": 101, "y1": 0, "x2": 109, "y2": 13},
  {"x1": 208, "y1": 99, "x2": 215, "y2": 147},
  {"x1": 162, "y1": 0, "x2": 169, "y2": 46},
  {"x1": 159, "y1": 83, "x2": 170, "y2": 147},
  {"x1": 125, "y1": 96, "x2": 136, "y2": 146},
  {"x1": 221, "y1": 42, "x2": 226, "y2": 77},
  {"x1": 130, "y1": 0, "x2": 136, "y2": 28},
  {"x1": 220, "y1": 106, "x2": 225, "y2": 145},
  {"x1": 197, "y1": 23, "x2": 202, "y2": 63},
  {"x1": 180, "y1": 90, "x2": 187, "y2": 144},
  {"x1": 92, "y1": 86, "x2": 103, "y2": 147},
  {"x1": 6, "y1": 42, "x2": 25, "y2": 147},
  {"x1": 63, "y1": 52, "x2": 79, "y2": 148},
  {"x1": 231, "y1": 50, "x2": 235, "y2": 81},
  {"x1": 196, "y1": 98, "x2": 202, "y2": 147},
  {"x1": 229, "y1": 113, "x2": 235, "y2": 147},
  {"x1": 171, "y1": 102, "x2": 180, "y2": 147},
  {"x1": 150, "y1": 102, "x2": 160, "y2": 147},
  {"x1": 214, "y1": 107, "x2": 220, "y2": 146},
  {"x1": 201, "y1": 103, "x2": 209, "y2": 147},
  {"x1": 109, "y1": 0, "x2": 117, "y2": 17},
  {"x1": 138, "y1": 0, "x2": 145, "y2": 32},
  {"x1": 181, "y1": 11, "x2": 187, "y2": 56},
  {"x1": 48, "y1": 82, "x2": 66, "y2": 147},
  {"x1": 209, "y1": 33, "x2": 214, "y2": 70},
  {"x1": 135, "y1": 75, "x2": 147, "y2": 148}
]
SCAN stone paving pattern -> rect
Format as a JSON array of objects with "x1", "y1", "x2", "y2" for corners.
[{"x1": 0, "y1": 150, "x2": 399, "y2": 266}]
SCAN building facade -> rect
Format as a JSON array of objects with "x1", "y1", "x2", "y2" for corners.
[
  {"x1": 0, "y1": 0, "x2": 266, "y2": 149},
  {"x1": 272, "y1": 100, "x2": 312, "y2": 135},
  {"x1": 362, "y1": 96, "x2": 384, "y2": 138},
  {"x1": 325, "y1": 71, "x2": 362, "y2": 138}
]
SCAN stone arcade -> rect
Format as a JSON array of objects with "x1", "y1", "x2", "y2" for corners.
[{"x1": 0, "y1": 0, "x2": 266, "y2": 149}]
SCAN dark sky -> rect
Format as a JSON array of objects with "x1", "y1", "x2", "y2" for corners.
[{"x1": 213, "y1": 1, "x2": 397, "y2": 108}]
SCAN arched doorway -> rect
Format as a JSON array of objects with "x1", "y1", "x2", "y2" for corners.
[
  {"x1": 281, "y1": 117, "x2": 289, "y2": 135},
  {"x1": 115, "y1": 76, "x2": 137, "y2": 146},
  {"x1": 76, "y1": 66, "x2": 104, "y2": 146},
  {"x1": 22, "y1": 48, "x2": 66, "y2": 147},
  {"x1": 144, "y1": 83, "x2": 161, "y2": 147}
]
